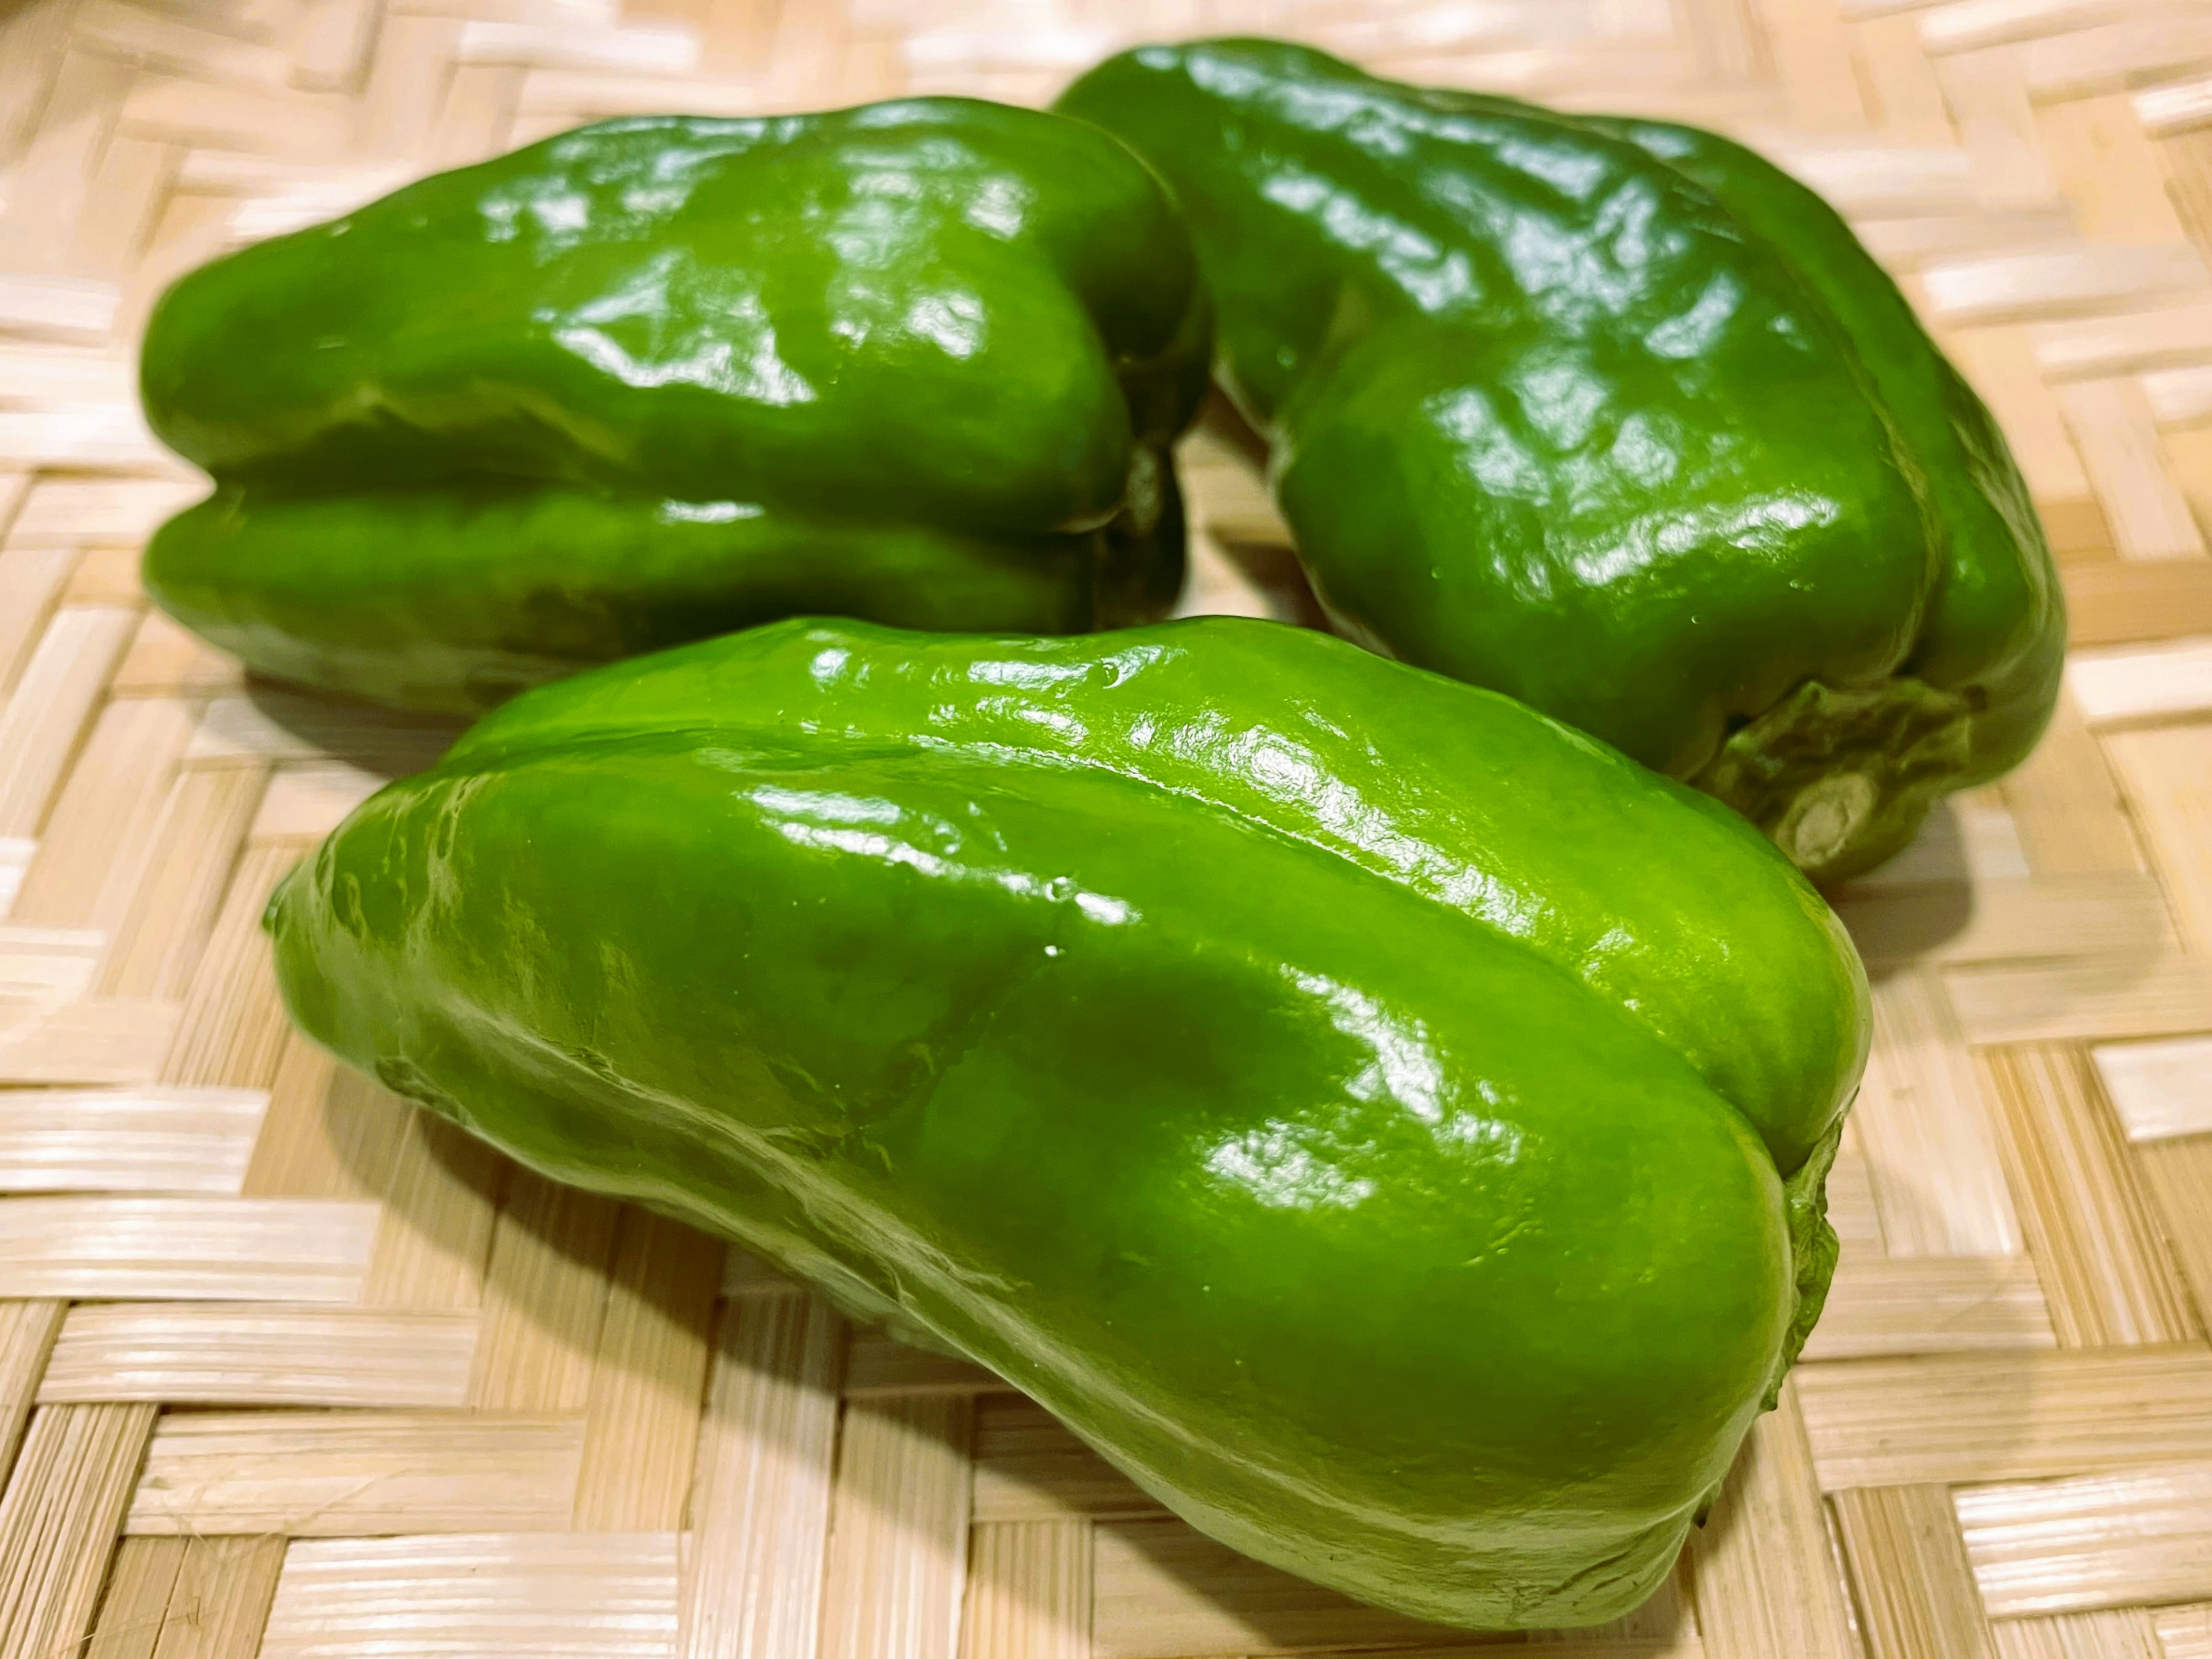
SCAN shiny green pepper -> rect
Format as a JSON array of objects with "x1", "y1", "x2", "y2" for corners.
[
  {"x1": 1056, "y1": 40, "x2": 2065, "y2": 884},
  {"x1": 139, "y1": 101, "x2": 1210, "y2": 714},
  {"x1": 268, "y1": 615, "x2": 1868, "y2": 1630}
]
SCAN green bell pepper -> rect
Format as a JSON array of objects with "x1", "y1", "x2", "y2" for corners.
[
  {"x1": 267, "y1": 614, "x2": 1868, "y2": 1630},
  {"x1": 1056, "y1": 40, "x2": 2065, "y2": 884},
  {"x1": 139, "y1": 101, "x2": 1210, "y2": 714}
]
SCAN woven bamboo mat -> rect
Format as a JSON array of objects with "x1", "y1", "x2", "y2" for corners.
[{"x1": 2, "y1": 1, "x2": 2212, "y2": 1656}]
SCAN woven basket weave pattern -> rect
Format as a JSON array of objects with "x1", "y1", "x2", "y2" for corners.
[{"x1": 4, "y1": 1, "x2": 2212, "y2": 1655}]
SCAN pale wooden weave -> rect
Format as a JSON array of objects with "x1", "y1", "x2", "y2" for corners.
[{"x1": 2, "y1": 0, "x2": 2211, "y2": 1654}]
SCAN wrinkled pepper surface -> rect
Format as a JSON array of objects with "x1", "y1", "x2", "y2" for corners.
[
  {"x1": 1058, "y1": 40, "x2": 2065, "y2": 884},
  {"x1": 139, "y1": 101, "x2": 1210, "y2": 714},
  {"x1": 268, "y1": 615, "x2": 1869, "y2": 1630}
]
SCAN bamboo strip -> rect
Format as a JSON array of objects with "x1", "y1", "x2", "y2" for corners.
[
  {"x1": 0, "y1": 995, "x2": 180, "y2": 1085},
  {"x1": 217, "y1": 170, "x2": 422, "y2": 245},
  {"x1": 971, "y1": 1397, "x2": 1161, "y2": 1524},
  {"x1": 844, "y1": 1329, "x2": 1005, "y2": 1398},
  {"x1": 100, "y1": 760, "x2": 264, "y2": 1000},
  {"x1": 1, "y1": 406, "x2": 138, "y2": 484},
  {"x1": 0, "y1": 1084, "x2": 264, "y2": 1194},
  {"x1": 2093, "y1": 1036, "x2": 2212, "y2": 1141},
  {"x1": 2160, "y1": 1604, "x2": 2212, "y2": 1657},
  {"x1": 0, "y1": 39, "x2": 131, "y2": 268},
  {"x1": 3, "y1": 338, "x2": 124, "y2": 406},
  {"x1": 37, "y1": 1303, "x2": 479, "y2": 1407},
  {"x1": 2068, "y1": 641, "x2": 2212, "y2": 725},
  {"x1": 246, "y1": 763, "x2": 384, "y2": 844},
  {"x1": 1090, "y1": 1516, "x2": 1481, "y2": 1659},
  {"x1": 145, "y1": 1534, "x2": 288, "y2": 1659},
  {"x1": 963, "y1": 1521, "x2": 1093, "y2": 1659},
  {"x1": 1832, "y1": 872, "x2": 2168, "y2": 968},
  {"x1": 1854, "y1": 968, "x2": 2024, "y2": 1256},
  {"x1": 1991, "y1": 1608, "x2": 2163, "y2": 1659},
  {"x1": 73, "y1": 0, "x2": 297, "y2": 88},
  {"x1": 0, "y1": 1402, "x2": 158, "y2": 1659},
  {"x1": 85, "y1": 1536, "x2": 187, "y2": 1659},
  {"x1": 2061, "y1": 566, "x2": 2212, "y2": 654},
  {"x1": 1980, "y1": 1044, "x2": 2200, "y2": 1346},
  {"x1": 121, "y1": 75, "x2": 357, "y2": 161},
  {"x1": 124, "y1": 1410, "x2": 587, "y2": 1536},
  {"x1": 1829, "y1": 1143, "x2": 1888, "y2": 1249},
  {"x1": 185, "y1": 691, "x2": 459, "y2": 775},
  {"x1": 1184, "y1": 448, "x2": 1290, "y2": 550},
  {"x1": 465, "y1": 1172, "x2": 621, "y2": 1411},
  {"x1": 1959, "y1": 1460, "x2": 2212, "y2": 1617},
  {"x1": 1937, "y1": 48, "x2": 2052, "y2": 207},
  {"x1": 2035, "y1": 302, "x2": 2212, "y2": 381},
  {"x1": 2133, "y1": 1138, "x2": 2212, "y2": 1322},
  {"x1": 0, "y1": 838, "x2": 27, "y2": 920},
  {"x1": 240, "y1": 1037, "x2": 412, "y2": 1201},
  {"x1": 682, "y1": 1287, "x2": 845, "y2": 1659},
  {"x1": 172, "y1": 146, "x2": 407, "y2": 204},
  {"x1": 1998, "y1": 693, "x2": 2144, "y2": 874},
  {"x1": 2141, "y1": 72, "x2": 2212, "y2": 133},
  {"x1": 2056, "y1": 379, "x2": 2207, "y2": 559},
  {"x1": 7, "y1": 695, "x2": 193, "y2": 937},
  {"x1": 514, "y1": 66, "x2": 764, "y2": 120},
  {"x1": 0, "y1": 1194, "x2": 376, "y2": 1301},
  {"x1": 1688, "y1": 1376, "x2": 1858, "y2": 1659},
  {"x1": 0, "y1": 1300, "x2": 62, "y2": 1492},
  {"x1": 2, "y1": 478, "x2": 195, "y2": 546},
  {"x1": 65, "y1": 543, "x2": 146, "y2": 605},
  {"x1": 356, "y1": 12, "x2": 467, "y2": 160},
  {"x1": 1832, "y1": 1484, "x2": 1999, "y2": 1659},
  {"x1": 109, "y1": 611, "x2": 241, "y2": 699},
  {"x1": 572, "y1": 1209, "x2": 720, "y2": 1530},
  {"x1": 69, "y1": 130, "x2": 176, "y2": 279},
  {"x1": 293, "y1": 0, "x2": 385, "y2": 93},
  {"x1": 1804, "y1": 1254, "x2": 2058, "y2": 1358},
  {"x1": 2142, "y1": 363, "x2": 2212, "y2": 425},
  {"x1": 1842, "y1": 790, "x2": 2035, "y2": 891},
  {"x1": 457, "y1": 17, "x2": 701, "y2": 73},
  {"x1": 0, "y1": 270, "x2": 119, "y2": 337},
  {"x1": 259, "y1": 1532, "x2": 681, "y2": 1659},
  {"x1": 1922, "y1": 243, "x2": 2206, "y2": 324},
  {"x1": 1858, "y1": 206, "x2": 2084, "y2": 268},
  {"x1": 1944, "y1": 952, "x2": 2212, "y2": 1046},
  {"x1": 2102, "y1": 726, "x2": 2212, "y2": 953},
  {"x1": 160, "y1": 841, "x2": 305, "y2": 1090},
  {"x1": 0, "y1": 605, "x2": 138, "y2": 839},
  {"x1": 821, "y1": 1394, "x2": 976, "y2": 1659},
  {"x1": 2037, "y1": 96, "x2": 2192, "y2": 245},
  {"x1": 126, "y1": 190, "x2": 234, "y2": 342},
  {"x1": 358, "y1": 1109, "x2": 506, "y2": 1311},
  {"x1": 1796, "y1": 1346, "x2": 2212, "y2": 1488},
  {"x1": 2021, "y1": 14, "x2": 2212, "y2": 100},
  {"x1": 428, "y1": 62, "x2": 527, "y2": 169},
  {"x1": 0, "y1": 921, "x2": 101, "y2": 1004},
  {"x1": 1751, "y1": 0, "x2": 1865, "y2": 122}
]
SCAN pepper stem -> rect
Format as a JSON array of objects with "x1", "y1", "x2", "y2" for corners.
[{"x1": 1692, "y1": 675, "x2": 1977, "y2": 885}]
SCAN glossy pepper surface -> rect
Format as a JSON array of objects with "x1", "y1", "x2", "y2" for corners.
[
  {"x1": 1056, "y1": 40, "x2": 2065, "y2": 884},
  {"x1": 139, "y1": 101, "x2": 1210, "y2": 714},
  {"x1": 268, "y1": 615, "x2": 1869, "y2": 1630}
]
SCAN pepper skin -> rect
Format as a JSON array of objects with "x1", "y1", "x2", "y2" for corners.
[
  {"x1": 1056, "y1": 40, "x2": 2065, "y2": 884},
  {"x1": 267, "y1": 615, "x2": 1869, "y2": 1630},
  {"x1": 138, "y1": 101, "x2": 1209, "y2": 714}
]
